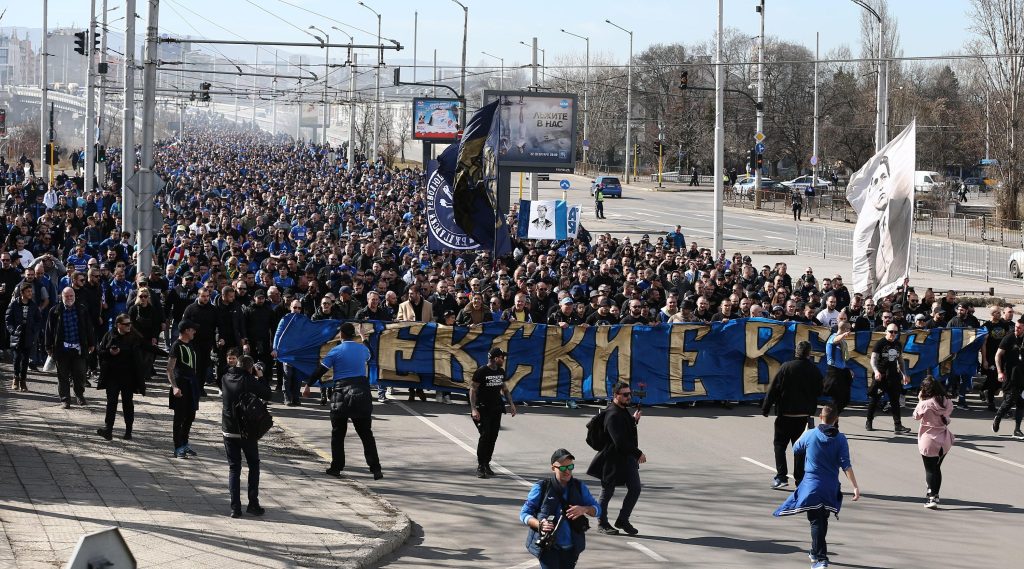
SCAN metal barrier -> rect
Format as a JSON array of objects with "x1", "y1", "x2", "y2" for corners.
[{"x1": 795, "y1": 225, "x2": 1021, "y2": 284}]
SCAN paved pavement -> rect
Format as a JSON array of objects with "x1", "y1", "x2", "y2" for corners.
[{"x1": 0, "y1": 369, "x2": 410, "y2": 568}]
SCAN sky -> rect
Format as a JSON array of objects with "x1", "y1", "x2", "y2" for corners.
[{"x1": 0, "y1": 0, "x2": 978, "y2": 69}]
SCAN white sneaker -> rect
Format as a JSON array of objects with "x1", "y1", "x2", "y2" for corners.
[{"x1": 443, "y1": 394, "x2": 452, "y2": 404}]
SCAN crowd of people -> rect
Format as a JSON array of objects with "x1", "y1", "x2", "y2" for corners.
[{"x1": 3, "y1": 118, "x2": 1022, "y2": 568}]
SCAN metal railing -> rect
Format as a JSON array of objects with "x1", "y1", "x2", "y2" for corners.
[{"x1": 795, "y1": 224, "x2": 1021, "y2": 284}]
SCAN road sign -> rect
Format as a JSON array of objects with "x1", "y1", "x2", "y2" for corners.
[
  {"x1": 582, "y1": 139, "x2": 590, "y2": 149},
  {"x1": 754, "y1": 142, "x2": 765, "y2": 154},
  {"x1": 67, "y1": 527, "x2": 136, "y2": 569},
  {"x1": 754, "y1": 131, "x2": 765, "y2": 143},
  {"x1": 810, "y1": 155, "x2": 818, "y2": 166},
  {"x1": 559, "y1": 179, "x2": 571, "y2": 190}
]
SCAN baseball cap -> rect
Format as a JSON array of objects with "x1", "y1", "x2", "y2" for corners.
[
  {"x1": 551, "y1": 448, "x2": 575, "y2": 464},
  {"x1": 915, "y1": 313, "x2": 928, "y2": 321},
  {"x1": 560, "y1": 297, "x2": 574, "y2": 305},
  {"x1": 443, "y1": 309, "x2": 456, "y2": 319},
  {"x1": 178, "y1": 320, "x2": 198, "y2": 333},
  {"x1": 489, "y1": 347, "x2": 506, "y2": 358},
  {"x1": 253, "y1": 289, "x2": 267, "y2": 298},
  {"x1": 772, "y1": 305, "x2": 784, "y2": 312},
  {"x1": 340, "y1": 286, "x2": 353, "y2": 295},
  {"x1": 600, "y1": 298, "x2": 613, "y2": 307}
]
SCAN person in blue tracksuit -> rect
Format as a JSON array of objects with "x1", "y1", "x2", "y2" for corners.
[{"x1": 774, "y1": 404, "x2": 861, "y2": 569}]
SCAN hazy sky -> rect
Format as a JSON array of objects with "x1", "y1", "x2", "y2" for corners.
[{"x1": 1, "y1": 0, "x2": 978, "y2": 68}]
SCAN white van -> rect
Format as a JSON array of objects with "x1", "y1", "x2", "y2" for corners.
[{"x1": 914, "y1": 171, "x2": 943, "y2": 193}]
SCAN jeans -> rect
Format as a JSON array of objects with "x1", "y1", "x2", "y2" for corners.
[
  {"x1": 282, "y1": 364, "x2": 302, "y2": 404},
  {"x1": 330, "y1": 413, "x2": 381, "y2": 472},
  {"x1": 172, "y1": 406, "x2": 196, "y2": 450},
  {"x1": 55, "y1": 351, "x2": 87, "y2": 402},
  {"x1": 539, "y1": 546, "x2": 580, "y2": 569},
  {"x1": 223, "y1": 437, "x2": 260, "y2": 511},
  {"x1": 995, "y1": 381, "x2": 1024, "y2": 429},
  {"x1": 599, "y1": 456, "x2": 642, "y2": 525},
  {"x1": 104, "y1": 384, "x2": 135, "y2": 434},
  {"x1": 807, "y1": 508, "x2": 829, "y2": 562},
  {"x1": 13, "y1": 345, "x2": 31, "y2": 380},
  {"x1": 946, "y1": 374, "x2": 968, "y2": 403},
  {"x1": 774, "y1": 416, "x2": 809, "y2": 483},
  {"x1": 922, "y1": 450, "x2": 946, "y2": 498},
  {"x1": 866, "y1": 376, "x2": 904, "y2": 426},
  {"x1": 474, "y1": 408, "x2": 502, "y2": 467}
]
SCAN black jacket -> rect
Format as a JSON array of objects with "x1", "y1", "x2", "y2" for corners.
[
  {"x1": 242, "y1": 301, "x2": 275, "y2": 344},
  {"x1": 215, "y1": 297, "x2": 244, "y2": 346},
  {"x1": 6, "y1": 298, "x2": 42, "y2": 349},
  {"x1": 182, "y1": 301, "x2": 218, "y2": 346},
  {"x1": 44, "y1": 302, "x2": 96, "y2": 355},
  {"x1": 761, "y1": 358, "x2": 823, "y2": 417},
  {"x1": 587, "y1": 403, "x2": 643, "y2": 486},
  {"x1": 220, "y1": 366, "x2": 272, "y2": 436},
  {"x1": 98, "y1": 329, "x2": 168, "y2": 389}
]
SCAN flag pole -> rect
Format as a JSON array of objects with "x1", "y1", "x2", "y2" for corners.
[{"x1": 492, "y1": 103, "x2": 501, "y2": 265}]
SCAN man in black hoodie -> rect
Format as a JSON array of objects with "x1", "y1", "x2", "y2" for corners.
[
  {"x1": 220, "y1": 355, "x2": 272, "y2": 519},
  {"x1": 762, "y1": 341, "x2": 823, "y2": 489}
]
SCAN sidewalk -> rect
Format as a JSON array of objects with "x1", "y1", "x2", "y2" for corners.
[{"x1": 0, "y1": 370, "x2": 410, "y2": 569}]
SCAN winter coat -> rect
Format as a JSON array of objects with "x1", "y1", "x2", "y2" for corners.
[
  {"x1": 6, "y1": 298, "x2": 42, "y2": 350},
  {"x1": 98, "y1": 329, "x2": 168, "y2": 390},
  {"x1": 587, "y1": 403, "x2": 643, "y2": 486},
  {"x1": 220, "y1": 366, "x2": 272, "y2": 436},
  {"x1": 913, "y1": 397, "x2": 955, "y2": 458}
]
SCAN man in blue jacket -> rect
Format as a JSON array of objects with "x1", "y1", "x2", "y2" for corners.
[{"x1": 520, "y1": 449, "x2": 600, "y2": 569}]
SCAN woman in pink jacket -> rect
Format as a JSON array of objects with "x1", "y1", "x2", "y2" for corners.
[{"x1": 913, "y1": 376, "x2": 954, "y2": 509}]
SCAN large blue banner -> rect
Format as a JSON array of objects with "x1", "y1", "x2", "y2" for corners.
[{"x1": 275, "y1": 318, "x2": 986, "y2": 404}]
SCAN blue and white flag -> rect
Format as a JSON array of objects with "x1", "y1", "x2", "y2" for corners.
[{"x1": 517, "y1": 200, "x2": 581, "y2": 240}]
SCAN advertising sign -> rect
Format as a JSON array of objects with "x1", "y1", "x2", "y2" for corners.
[
  {"x1": 483, "y1": 90, "x2": 579, "y2": 173},
  {"x1": 412, "y1": 98, "x2": 462, "y2": 141}
]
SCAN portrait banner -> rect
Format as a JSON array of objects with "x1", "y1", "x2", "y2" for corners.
[
  {"x1": 275, "y1": 317, "x2": 985, "y2": 404},
  {"x1": 848, "y1": 120, "x2": 916, "y2": 300}
]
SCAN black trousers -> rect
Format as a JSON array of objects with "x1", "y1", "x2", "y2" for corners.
[
  {"x1": 774, "y1": 416, "x2": 809, "y2": 483},
  {"x1": 539, "y1": 546, "x2": 580, "y2": 569},
  {"x1": 223, "y1": 436, "x2": 260, "y2": 511},
  {"x1": 104, "y1": 383, "x2": 135, "y2": 434},
  {"x1": 866, "y1": 376, "x2": 904, "y2": 425},
  {"x1": 599, "y1": 457, "x2": 642, "y2": 525},
  {"x1": 995, "y1": 381, "x2": 1024, "y2": 429},
  {"x1": 922, "y1": 450, "x2": 946, "y2": 498},
  {"x1": 55, "y1": 351, "x2": 87, "y2": 402},
  {"x1": 793, "y1": 206, "x2": 802, "y2": 221},
  {"x1": 195, "y1": 342, "x2": 213, "y2": 386},
  {"x1": 984, "y1": 368, "x2": 1001, "y2": 408},
  {"x1": 825, "y1": 367, "x2": 852, "y2": 415},
  {"x1": 250, "y1": 340, "x2": 274, "y2": 385},
  {"x1": 172, "y1": 406, "x2": 196, "y2": 450},
  {"x1": 595, "y1": 201, "x2": 604, "y2": 219},
  {"x1": 330, "y1": 413, "x2": 381, "y2": 472},
  {"x1": 474, "y1": 408, "x2": 502, "y2": 467},
  {"x1": 12, "y1": 344, "x2": 31, "y2": 380},
  {"x1": 807, "y1": 508, "x2": 829, "y2": 562}
]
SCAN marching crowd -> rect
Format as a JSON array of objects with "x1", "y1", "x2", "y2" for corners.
[{"x1": 3, "y1": 118, "x2": 1022, "y2": 568}]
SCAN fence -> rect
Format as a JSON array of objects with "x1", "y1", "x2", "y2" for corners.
[{"x1": 795, "y1": 224, "x2": 1021, "y2": 285}]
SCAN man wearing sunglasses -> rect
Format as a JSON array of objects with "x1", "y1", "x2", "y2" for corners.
[
  {"x1": 866, "y1": 325, "x2": 912, "y2": 433},
  {"x1": 587, "y1": 382, "x2": 646, "y2": 536},
  {"x1": 521, "y1": 448, "x2": 601, "y2": 568}
]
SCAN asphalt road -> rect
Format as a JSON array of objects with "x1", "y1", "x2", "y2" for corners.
[{"x1": 276, "y1": 392, "x2": 1023, "y2": 569}]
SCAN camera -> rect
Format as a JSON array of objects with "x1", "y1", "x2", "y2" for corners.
[{"x1": 534, "y1": 515, "x2": 560, "y2": 550}]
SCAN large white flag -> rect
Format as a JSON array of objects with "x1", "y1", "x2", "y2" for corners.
[{"x1": 848, "y1": 120, "x2": 916, "y2": 300}]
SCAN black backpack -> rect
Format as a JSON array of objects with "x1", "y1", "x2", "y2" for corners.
[
  {"x1": 585, "y1": 408, "x2": 609, "y2": 451},
  {"x1": 234, "y1": 391, "x2": 273, "y2": 441}
]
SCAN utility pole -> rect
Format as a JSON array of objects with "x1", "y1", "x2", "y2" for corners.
[
  {"x1": 605, "y1": 19, "x2": 633, "y2": 184},
  {"x1": 713, "y1": 0, "x2": 725, "y2": 253},
  {"x1": 560, "y1": 29, "x2": 589, "y2": 174},
  {"x1": 84, "y1": 0, "x2": 97, "y2": 195},
  {"x1": 452, "y1": 0, "x2": 468, "y2": 129},
  {"x1": 96, "y1": 0, "x2": 108, "y2": 186},
  {"x1": 252, "y1": 46, "x2": 259, "y2": 129},
  {"x1": 413, "y1": 11, "x2": 417, "y2": 82},
  {"x1": 753, "y1": 0, "x2": 765, "y2": 209},
  {"x1": 358, "y1": 2, "x2": 381, "y2": 161},
  {"x1": 812, "y1": 32, "x2": 820, "y2": 189},
  {"x1": 348, "y1": 52, "x2": 357, "y2": 166},
  {"x1": 272, "y1": 50, "x2": 278, "y2": 136},
  {"x1": 122, "y1": 0, "x2": 136, "y2": 234},
  {"x1": 309, "y1": 26, "x2": 330, "y2": 145},
  {"x1": 40, "y1": 0, "x2": 48, "y2": 181},
  {"x1": 138, "y1": 0, "x2": 159, "y2": 274},
  {"x1": 530, "y1": 37, "x2": 538, "y2": 201}
]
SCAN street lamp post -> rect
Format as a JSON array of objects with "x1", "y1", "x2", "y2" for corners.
[
  {"x1": 309, "y1": 25, "x2": 331, "y2": 146},
  {"x1": 605, "y1": 19, "x2": 633, "y2": 184},
  {"x1": 560, "y1": 29, "x2": 589, "y2": 173},
  {"x1": 358, "y1": 1, "x2": 382, "y2": 162},
  {"x1": 481, "y1": 51, "x2": 503, "y2": 89},
  {"x1": 852, "y1": 0, "x2": 887, "y2": 151},
  {"x1": 451, "y1": 0, "x2": 468, "y2": 129},
  {"x1": 754, "y1": 0, "x2": 765, "y2": 209}
]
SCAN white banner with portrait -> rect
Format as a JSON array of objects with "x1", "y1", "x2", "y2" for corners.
[{"x1": 848, "y1": 120, "x2": 916, "y2": 300}]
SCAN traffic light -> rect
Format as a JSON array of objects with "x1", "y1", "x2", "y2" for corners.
[
  {"x1": 200, "y1": 82, "x2": 212, "y2": 102},
  {"x1": 93, "y1": 31, "x2": 101, "y2": 53},
  {"x1": 756, "y1": 153, "x2": 764, "y2": 170},
  {"x1": 746, "y1": 148, "x2": 754, "y2": 173},
  {"x1": 96, "y1": 145, "x2": 106, "y2": 162},
  {"x1": 0, "y1": 108, "x2": 6, "y2": 137},
  {"x1": 44, "y1": 143, "x2": 55, "y2": 165},
  {"x1": 679, "y1": 70, "x2": 689, "y2": 90},
  {"x1": 74, "y1": 31, "x2": 88, "y2": 56}
]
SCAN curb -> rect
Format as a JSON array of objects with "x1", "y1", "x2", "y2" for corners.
[
  {"x1": 274, "y1": 417, "x2": 413, "y2": 568},
  {"x1": 750, "y1": 250, "x2": 796, "y2": 255}
]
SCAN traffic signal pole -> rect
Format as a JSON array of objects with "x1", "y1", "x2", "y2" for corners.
[
  {"x1": 753, "y1": 0, "x2": 765, "y2": 209},
  {"x1": 96, "y1": 0, "x2": 108, "y2": 186},
  {"x1": 122, "y1": 0, "x2": 136, "y2": 235}
]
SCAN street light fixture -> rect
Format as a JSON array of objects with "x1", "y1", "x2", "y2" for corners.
[
  {"x1": 481, "y1": 51, "x2": 504, "y2": 90},
  {"x1": 309, "y1": 25, "x2": 331, "y2": 146},
  {"x1": 518, "y1": 41, "x2": 545, "y2": 85},
  {"x1": 330, "y1": 26, "x2": 355, "y2": 66},
  {"x1": 605, "y1": 19, "x2": 633, "y2": 183},
  {"x1": 560, "y1": 28, "x2": 589, "y2": 172},
  {"x1": 851, "y1": 0, "x2": 887, "y2": 151},
  {"x1": 357, "y1": 1, "x2": 382, "y2": 162}
]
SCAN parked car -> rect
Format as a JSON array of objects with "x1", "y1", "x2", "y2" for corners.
[
  {"x1": 914, "y1": 171, "x2": 944, "y2": 193},
  {"x1": 781, "y1": 175, "x2": 831, "y2": 193},
  {"x1": 590, "y1": 176, "x2": 623, "y2": 197},
  {"x1": 733, "y1": 177, "x2": 784, "y2": 199},
  {"x1": 963, "y1": 177, "x2": 984, "y2": 192},
  {"x1": 1009, "y1": 250, "x2": 1024, "y2": 278}
]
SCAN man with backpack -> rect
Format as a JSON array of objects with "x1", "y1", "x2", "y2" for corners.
[
  {"x1": 586, "y1": 381, "x2": 646, "y2": 536},
  {"x1": 220, "y1": 354, "x2": 273, "y2": 519},
  {"x1": 520, "y1": 448, "x2": 601, "y2": 568}
]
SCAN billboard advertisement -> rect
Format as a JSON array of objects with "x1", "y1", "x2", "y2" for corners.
[
  {"x1": 412, "y1": 98, "x2": 462, "y2": 141},
  {"x1": 483, "y1": 90, "x2": 579, "y2": 173}
]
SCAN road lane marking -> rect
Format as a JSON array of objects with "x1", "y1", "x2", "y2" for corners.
[
  {"x1": 507, "y1": 560, "x2": 538, "y2": 569},
  {"x1": 961, "y1": 447, "x2": 1024, "y2": 470},
  {"x1": 628, "y1": 541, "x2": 668, "y2": 562},
  {"x1": 393, "y1": 401, "x2": 533, "y2": 487},
  {"x1": 741, "y1": 456, "x2": 776, "y2": 472}
]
